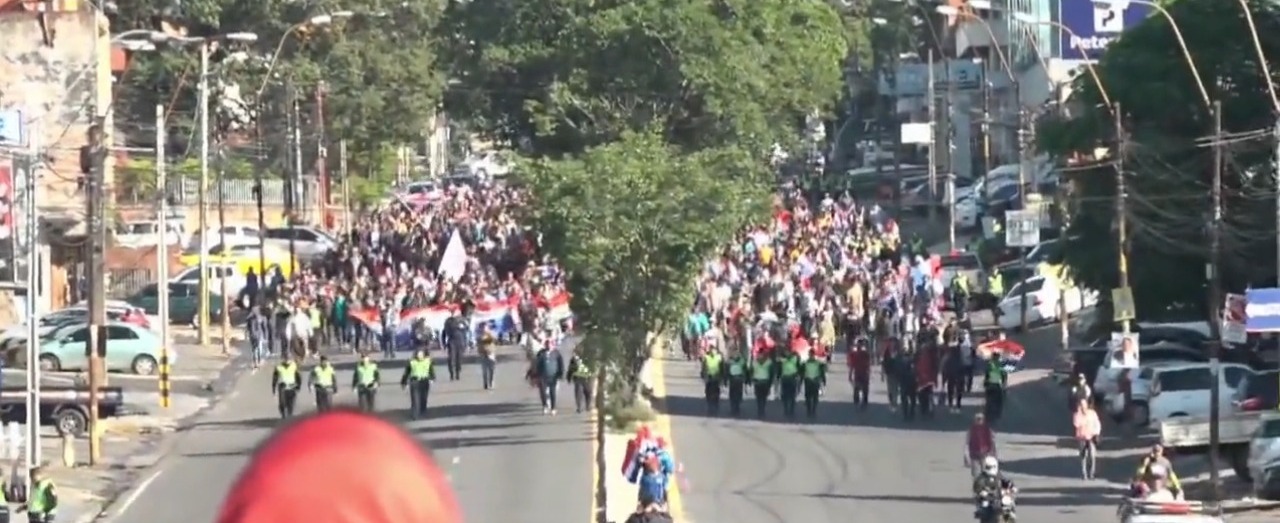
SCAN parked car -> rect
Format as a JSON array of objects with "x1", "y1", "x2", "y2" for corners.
[
  {"x1": 0, "y1": 384, "x2": 125, "y2": 437},
  {"x1": 47, "y1": 304, "x2": 151, "y2": 330},
  {"x1": 996, "y1": 238, "x2": 1063, "y2": 270},
  {"x1": 994, "y1": 276, "x2": 1097, "y2": 331},
  {"x1": 186, "y1": 224, "x2": 262, "y2": 254},
  {"x1": 1248, "y1": 414, "x2": 1280, "y2": 499},
  {"x1": 126, "y1": 282, "x2": 225, "y2": 325},
  {"x1": 1127, "y1": 361, "x2": 1253, "y2": 426},
  {"x1": 179, "y1": 243, "x2": 295, "y2": 278},
  {"x1": 114, "y1": 218, "x2": 187, "y2": 248},
  {"x1": 1091, "y1": 342, "x2": 1207, "y2": 406},
  {"x1": 36, "y1": 322, "x2": 171, "y2": 375},
  {"x1": 263, "y1": 226, "x2": 337, "y2": 260},
  {"x1": 170, "y1": 263, "x2": 246, "y2": 295}
]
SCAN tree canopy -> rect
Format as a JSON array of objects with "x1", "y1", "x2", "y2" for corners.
[
  {"x1": 1038, "y1": 0, "x2": 1280, "y2": 318},
  {"x1": 442, "y1": 0, "x2": 847, "y2": 374},
  {"x1": 111, "y1": 0, "x2": 442, "y2": 178}
]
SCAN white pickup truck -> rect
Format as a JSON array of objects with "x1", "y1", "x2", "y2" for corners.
[{"x1": 1160, "y1": 411, "x2": 1268, "y2": 480}]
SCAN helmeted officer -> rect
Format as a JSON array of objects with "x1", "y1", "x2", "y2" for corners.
[
  {"x1": 724, "y1": 349, "x2": 749, "y2": 417},
  {"x1": 308, "y1": 355, "x2": 338, "y2": 412},
  {"x1": 23, "y1": 466, "x2": 56, "y2": 523},
  {"x1": 566, "y1": 349, "x2": 595, "y2": 413},
  {"x1": 352, "y1": 353, "x2": 381, "y2": 412},
  {"x1": 272, "y1": 354, "x2": 301, "y2": 419}
]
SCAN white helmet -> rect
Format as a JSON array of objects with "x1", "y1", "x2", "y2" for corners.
[{"x1": 981, "y1": 456, "x2": 1000, "y2": 475}]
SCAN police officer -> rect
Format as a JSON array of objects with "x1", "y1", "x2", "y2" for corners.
[
  {"x1": 898, "y1": 348, "x2": 919, "y2": 421},
  {"x1": 308, "y1": 355, "x2": 338, "y2": 412},
  {"x1": 700, "y1": 347, "x2": 726, "y2": 416},
  {"x1": 777, "y1": 349, "x2": 802, "y2": 419},
  {"x1": 352, "y1": 353, "x2": 381, "y2": 412},
  {"x1": 401, "y1": 349, "x2": 435, "y2": 419},
  {"x1": 441, "y1": 308, "x2": 472, "y2": 381},
  {"x1": 566, "y1": 349, "x2": 594, "y2": 413},
  {"x1": 724, "y1": 349, "x2": 749, "y2": 417},
  {"x1": 751, "y1": 351, "x2": 774, "y2": 419},
  {"x1": 984, "y1": 353, "x2": 1008, "y2": 422},
  {"x1": 23, "y1": 466, "x2": 55, "y2": 523},
  {"x1": 801, "y1": 350, "x2": 826, "y2": 419},
  {"x1": 272, "y1": 354, "x2": 301, "y2": 419}
]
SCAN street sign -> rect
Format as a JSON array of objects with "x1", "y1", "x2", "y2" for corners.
[
  {"x1": 1004, "y1": 210, "x2": 1041, "y2": 247},
  {"x1": 1112, "y1": 287, "x2": 1135, "y2": 322}
]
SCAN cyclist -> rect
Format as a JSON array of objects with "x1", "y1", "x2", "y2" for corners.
[{"x1": 1072, "y1": 399, "x2": 1101, "y2": 480}]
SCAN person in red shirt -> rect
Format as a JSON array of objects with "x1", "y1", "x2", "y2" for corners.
[
  {"x1": 847, "y1": 338, "x2": 872, "y2": 410},
  {"x1": 964, "y1": 413, "x2": 997, "y2": 479},
  {"x1": 914, "y1": 348, "x2": 937, "y2": 418},
  {"x1": 217, "y1": 410, "x2": 462, "y2": 523}
]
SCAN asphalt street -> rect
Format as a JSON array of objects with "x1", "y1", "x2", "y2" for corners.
[
  {"x1": 103, "y1": 345, "x2": 593, "y2": 523},
  {"x1": 659, "y1": 324, "x2": 1125, "y2": 523}
]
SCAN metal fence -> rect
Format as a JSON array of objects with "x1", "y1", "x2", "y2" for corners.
[
  {"x1": 164, "y1": 177, "x2": 321, "y2": 209},
  {"x1": 106, "y1": 268, "x2": 154, "y2": 299}
]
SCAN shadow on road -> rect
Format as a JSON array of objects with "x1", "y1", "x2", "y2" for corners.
[
  {"x1": 425, "y1": 434, "x2": 589, "y2": 451},
  {"x1": 1001, "y1": 451, "x2": 1133, "y2": 485},
  {"x1": 183, "y1": 416, "x2": 285, "y2": 432},
  {"x1": 388, "y1": 400, "x2": 536, "y2": 422},
  {"x1": 412, "y1": 420, "x2": 530, "y2": 435},
  {"x1": 657, "y1": 393, "x2": 975, "y2": 432},
  {"x1": 181, "y1": 448, "x2": 256, "y2": 459}
]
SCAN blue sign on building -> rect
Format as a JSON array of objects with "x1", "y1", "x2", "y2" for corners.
[
  {"x1": 0, "y1": 110, "x2": 22, "y2": 146},
  {"x1": 1059, "y1": 0, "x2": 1153, "y2": 60}
]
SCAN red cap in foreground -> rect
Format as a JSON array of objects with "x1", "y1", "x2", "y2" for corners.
[{"x1": 217, "y1": 410, "x2": 462, "y2": 523}]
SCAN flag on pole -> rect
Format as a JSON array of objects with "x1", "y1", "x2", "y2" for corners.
[{"x1": 437, "y1": 229, "x2": 467, "y2": 281}]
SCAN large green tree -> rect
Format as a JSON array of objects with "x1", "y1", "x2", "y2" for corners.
[
  {"x1": 110, "y1": 0, "x2": 441, "y2": 179},
  {"x1": 441, "y1": 0, "x2": 849, "y2": 156},
  {"x1": 520, "y1": 132, "x2": 770, "y2": 378},
  {"x1": 1039, "y1": 0, "x2": 1280, "y2": 319}
]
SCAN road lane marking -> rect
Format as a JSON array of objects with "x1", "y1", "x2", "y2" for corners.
[
  {"x1": 651, "y1": 356, "x2": 688, "y2": 522},
  {"x1": 105, "y1": 467, "x2": 165, "y2": 521}
]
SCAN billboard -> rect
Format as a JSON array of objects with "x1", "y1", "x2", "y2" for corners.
[
  {"x1": 1059, "y1": 0, "x2": 1153, "y2": 61},
  {"x1": 878, "y1": 60, "x2": 985, "y2": 97},
  {"x1": 1246, "y1": 288, "x2": 1280, "y2": 332}
]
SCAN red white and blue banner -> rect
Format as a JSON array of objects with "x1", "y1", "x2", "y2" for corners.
[
  {"x1": 349, "y1": 292, "x2": 573, "y2": 348},
  {"x1": 1245, "y1": 288, "x2": 1280, "y2": 332}
]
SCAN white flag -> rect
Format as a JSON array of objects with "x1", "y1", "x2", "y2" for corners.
[{"x1": 437, "y1": 229, "x2": 467, "y2": 281}]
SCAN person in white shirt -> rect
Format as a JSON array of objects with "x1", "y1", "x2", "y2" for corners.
[{"x1": 286, "y1": 306, "x2": 314, "y2": 359}]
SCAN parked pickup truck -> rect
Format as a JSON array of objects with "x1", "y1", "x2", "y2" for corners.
[
  {"x1": 0, "y1": 386, "x2": 124, "y2": 437},
  {"x1": 1160, "y1": 411, "x2": 1267, "y2": 480}
]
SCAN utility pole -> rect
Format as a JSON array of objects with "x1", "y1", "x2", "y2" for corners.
[
  {"x1": 156, "y1": 104, "x2": 172, "y2": 409},
  {"x1": 926, "y1": 50, "x2": 938, "y2": 223},
  {"x1": 315, "y1": 82, "x2": 328, "y2": 209},
  {"x1": 196, "y1": 43, "x2": 211, "y2": 347},
  {"x1": 217, "y1": 146, "x2": 230, "y2": 356},
  {"x1": 1207, "y1": 99, "x2": 1225, "y2": 502},
  {"x1": 1018, "y1": 107, "x2": 1031, "y2": 331},
  {"x1": 289, "y1": 92, "x2": 302, "y2": 275},
  {"x1": 340, "y1": 139, "x2": 350, "y2": 234},
  {"x1": 22, "y1": 124, "x2": 41, "y2": 473},
  {"x1": 86, "y1": 115, "x2": 107, "y2": 465},
  {"x1": 253, "y1": 99, "x2": 266, "y2": 307},
  {"x1": 1116, "y1": 103, "x2": 1132, "y2": 335},
  {"x1": 982, "y1": 82, "x2": 993, "y2": 178}
]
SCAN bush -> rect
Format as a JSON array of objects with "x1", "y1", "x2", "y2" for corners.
[{"x1": 602, "y1": 397, "x2": 656, "y2": 433}]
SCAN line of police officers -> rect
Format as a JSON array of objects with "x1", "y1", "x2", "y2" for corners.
[
  {"x1": 269, "y1": 349, "x2": 439, "y2": 419},
  {"x1": 699, "y1": 347, "x2": 827, "y2": 419}
]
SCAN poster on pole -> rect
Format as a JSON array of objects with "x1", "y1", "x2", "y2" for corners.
[
  {"x1": 1222, "y1": 293, "x2": 1248, "y2": 344},
  {"x1": 1108, "y1": 332, "x2": 1140, "y2": 369}
]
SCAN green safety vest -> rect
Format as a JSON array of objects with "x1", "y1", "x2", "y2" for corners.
[
  {"x1": 780, "y1": 357, "x2": 800, "y2": 377},
  {"x1": 987, "y1": 361, "x2": 1003, "y2": 385},
  {"x1": 574, "y1": 360, "x2": 591, "y2": 378},
  {"x1": 277, "y1": 363, "x2": 298, "y2": 385},
  {"x1": 703, "y1": 353, "x2": 722, "y2": 378},
  {"x1": 29, "y1": 479, "x2": 53, "y2": 514},
  {"x1": 409, "y1": 358, "x2": 433, "y2": 379},
  {"x1": 752, "y1": 360, "x2": 772, "y2": 381},
  {"x1": 728, "y1": 358, "x2": 746, "y2": 378},
  {"x1": 803, "y1": 360, "x2": 823, "y2": 380},
  {"x1": 988, "y1": 275, "x2": 1003, "y2": 295},
  {"x1": 310, "y1": 308, "x2": 321, "y2": 325},
  {"x1": 313, "y1": 365, "x2": 335, "y2": 387},
  {"x1": 357, "y1": 363, "x2": 378, "y2": 386}
]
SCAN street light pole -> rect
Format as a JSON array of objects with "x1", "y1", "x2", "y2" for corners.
[
  {"x1": 197, "y1": 42, "x2": 211, "y2": 347},
  {"x1": 156, "y1": 104, "x2": 172, "y2": 408}
]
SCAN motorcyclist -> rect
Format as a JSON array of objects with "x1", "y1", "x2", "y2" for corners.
[
  {"x1": 1132, "y1": 444, "x2": 1182, "y2": 498},
  {"x1": 1134, "y1": 464, "x2": 1181, "y2": 501},
  {"x1": 971, "y1": 456, "x2": 1016, "y2": 519}
]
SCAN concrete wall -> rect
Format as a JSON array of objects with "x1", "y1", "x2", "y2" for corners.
[{"x1": 0, "y1": 9, "x2": 113, "y2": 214}]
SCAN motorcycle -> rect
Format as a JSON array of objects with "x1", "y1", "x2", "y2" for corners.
[{"x1": 975, "y1": 488, "x2": 1017, "y2": 523}]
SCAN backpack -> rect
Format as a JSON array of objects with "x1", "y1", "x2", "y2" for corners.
[{"x1": 538, "y1": 350, "x2": 561, "y2": 377}]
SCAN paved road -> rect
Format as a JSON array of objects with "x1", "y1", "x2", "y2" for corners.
[
  {"x1": 659, "y1": 324, "x2": 1127, "y2": 523},
  {"x1": 103, "y1": 345, "x2": 593, "y2": 523}
]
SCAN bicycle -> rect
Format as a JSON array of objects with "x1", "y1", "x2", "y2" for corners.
[{"x1": 1079, "y1": 437, "x2": 1098, "y2": 480}]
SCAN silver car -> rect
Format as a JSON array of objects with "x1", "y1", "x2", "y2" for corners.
[{"x1": 263, "y1": 226, "x2": 337, "y2": 261}]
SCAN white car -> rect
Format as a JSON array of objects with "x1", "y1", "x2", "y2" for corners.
[
  {"x1": 1122, "y1": 361, "x2": 1252, "y2": 426},
  {"x1": 1091, "y1": 342, "x2": 1204, "y2": 407},
  {"x1": 994, "y1": 276, "x2": 1098, "y2": 330},
  {"x1": 954, "y1": 194, "x2": 979, "y2": 229},
  {"x1": 170, "y1": 264, "x2": 246, "y2": 296},
  {"x1": 1248, "y1": 414, "x2": 1280, "y2": 493},
  {"x1": 115, "y1": 219, "x2": 187, "y2": 248},
  {"x1": 186, "y1": 225, "x2": 262, "y2": 254}
]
